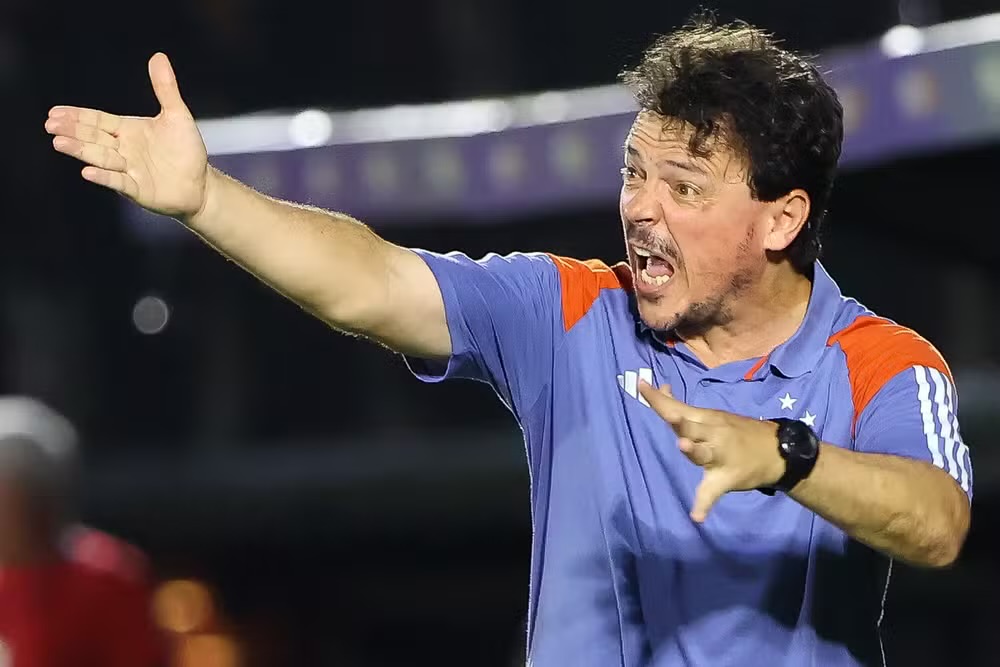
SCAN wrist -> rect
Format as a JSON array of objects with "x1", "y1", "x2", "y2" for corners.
[
  {"x1": 183, "y1": 166, "x2": 221, "y2": 229},
  {"x1": 760, "y1": 418, "x2": 820, "y2": 495}
]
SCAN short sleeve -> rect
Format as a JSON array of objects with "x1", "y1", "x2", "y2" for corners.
[
  {"x1": 855, "y1": 366, "x2": 973, "y2": 500},
  {"x1": 403, "y1": 250, "x2": 565, "y2": 418}
]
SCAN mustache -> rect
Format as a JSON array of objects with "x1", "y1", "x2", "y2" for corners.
[{"x1": 626, "y1": 228, "x2": 680, "y2": 263}]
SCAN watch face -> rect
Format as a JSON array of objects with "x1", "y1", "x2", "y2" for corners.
[
  {"x1": 770, "y1": 418, "x2": 820, "y2": 493},
  {"x1": 779, "y1": 420, "x2": 818, "y2": 459}
]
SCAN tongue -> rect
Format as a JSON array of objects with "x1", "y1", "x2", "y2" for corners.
[{"x1": 646, "y1": 256, "x2": 674, "y2": 277}]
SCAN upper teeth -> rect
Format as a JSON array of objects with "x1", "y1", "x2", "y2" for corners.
[{"x1": 634, "y1": 247, "x2": 653, "y2": 257}]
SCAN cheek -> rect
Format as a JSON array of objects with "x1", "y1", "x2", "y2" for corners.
[
  {"x1": 677, "y1": 219, "x2": 756, "y2": 277},
  {"x1": 677, "y1": 221, "x2": 730, "y2": 264},
  {"x1": 619, "y1": 187, "x2": 635, "y2": 216}
]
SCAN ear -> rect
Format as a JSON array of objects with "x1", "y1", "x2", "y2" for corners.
[{"x1": 763, "y1": 189, "x2": 811, "y2": 252}]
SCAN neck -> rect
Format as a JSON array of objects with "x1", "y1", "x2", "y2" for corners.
[{"x1": 679, "y1": 263, "x2": 812, "y2": 368}]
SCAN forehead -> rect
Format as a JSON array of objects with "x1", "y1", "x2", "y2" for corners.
[
  {"x1": 625, "y1": 111, "x2": 744, "y2": 172},
  {"x1": 627, "y1": 112, "x2": 690, "y2": 147}
]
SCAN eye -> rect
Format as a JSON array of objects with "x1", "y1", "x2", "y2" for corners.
[
  {"x1": 675, "y1": 182, "x2": 700, "y2": 197},
  {"x1": 620, "y1": 166, "x2": 639, "y2": 180}
]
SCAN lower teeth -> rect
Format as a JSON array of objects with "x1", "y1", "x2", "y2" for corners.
[{"x1": 641, "y1": 268, "x2": 672, "y2": 286}]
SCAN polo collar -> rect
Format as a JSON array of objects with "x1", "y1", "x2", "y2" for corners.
[{"x1": 765, "y1": 262, "x2": 842, "y2": 379}]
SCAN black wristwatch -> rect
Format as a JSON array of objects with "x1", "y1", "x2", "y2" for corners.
[{"x1": 758, "y1": 418, "x2": 820, "y2": 496}]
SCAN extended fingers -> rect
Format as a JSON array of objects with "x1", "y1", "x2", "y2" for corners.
[
  {"x1": 46, "y1": 117, "x2": 120, "y2": 151},
  {"x1": 81, "y1": 166, "x2": 139, "y2": 198},
  {"x1": 49, "y1": 106, "x2": 123, "y2": 135},
  {"x1": 638, "y1": 381, "x2": 719, "y2": 443},
  {"x1": 46, "y1": 111, "x2": 126, "y2": 172},
  {"x1": 690, "y1": 472, "x2": 731, "y2": 523},
  {"x1": 52, "y1": 136, "x2": 126, "y2": 172},
  {"x1": 677, "y1": 437, "x2": 714, "y2": 466},
  {"x1": 638, "y1": 381, "x2": 688, "y2": 423}
]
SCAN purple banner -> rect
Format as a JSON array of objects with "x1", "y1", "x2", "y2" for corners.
[{"x1": 124, "y1": 16, "x2": 1000, "y2": 241}]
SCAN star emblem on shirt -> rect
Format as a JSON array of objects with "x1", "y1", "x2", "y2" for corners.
[
  {"x1": 800, "y1": 411, "x2": 817, "y2": 427},
  {"x1": 778, "y1": 392, "x2": 798, "y2": 410}
]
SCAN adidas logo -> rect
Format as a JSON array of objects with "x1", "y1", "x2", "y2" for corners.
[{"x1": 617, "y1": 367, "x2": 653, "y2": 406}]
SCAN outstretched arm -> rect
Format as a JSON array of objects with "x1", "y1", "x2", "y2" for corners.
[
  {"x1": 45, "y1": 53, "x2": 450, "y2": 359},
  {"x1": 185, "y1": 168, "x2": 450, "y2": 357}
]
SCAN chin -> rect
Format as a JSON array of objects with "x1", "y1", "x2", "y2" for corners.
[{"x1": 635, "y1": 296, "x2": 683, "y2": 333}]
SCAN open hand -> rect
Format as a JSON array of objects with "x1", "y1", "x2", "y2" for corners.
[
  {"x1": 44, "y1": 53, "x2": 209, "y2": 220},
  {"x1": 639, "y1": 381, "x2": 785, "y2": 522}
]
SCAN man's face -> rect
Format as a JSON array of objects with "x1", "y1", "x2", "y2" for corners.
[{"x1": 620, "y1": 112, "x2": 774, "y2": 334}]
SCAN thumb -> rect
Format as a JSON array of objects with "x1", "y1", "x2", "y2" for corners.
[
  {"x1": 690, "y1": 472, "x2": 731, "y2": 523},
  {"x1": 148, "y1": 53, "x2": 189, "y2": 115}
]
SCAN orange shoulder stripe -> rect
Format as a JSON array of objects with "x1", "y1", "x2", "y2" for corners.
[
  {"x1": 827, "y1": 314, "x2": 952, "y2": 434},
  {"x1": 546, "y1": 254, "x2": 629, "y2": 331}
]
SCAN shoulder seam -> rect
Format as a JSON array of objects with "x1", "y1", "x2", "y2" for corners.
[
  {"x1": 546, "y1": 254, "x2": 630, "y2": 331},
  {"x1": 828, "y1": 314, "x2": 951, "y2": 435}
]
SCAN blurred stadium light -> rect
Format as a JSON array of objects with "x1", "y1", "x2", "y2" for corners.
[
  {"x1": 154, "y1": 579, "x2": 217, "y2": 635},
  {"x1": 154, "y1": 579, "x2": 243, "y2": 667},
  {"x1": 176, "y1": 635, "x2": 240, "y2": 667}
]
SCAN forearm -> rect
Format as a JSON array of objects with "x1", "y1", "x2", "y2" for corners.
[
  {"x1": 182, "y1": 167, "x2": 395, "y2": 329},
  {"x1": 789, "y1": 444, "x2": 970, "y2": 567}
]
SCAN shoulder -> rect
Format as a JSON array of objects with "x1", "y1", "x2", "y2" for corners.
[
  {"x1": 64, "y1": 526, "x2": 152, "y2": 586},
  {"x1": 827, "y1": 312, "x2": 952, "y2": 418},
  {"x1": 417, "y1": 250, "x2": 634, "y2": 330},
  {"x1": 545, "y1": 255, "x2": 633, "y2": 331}
]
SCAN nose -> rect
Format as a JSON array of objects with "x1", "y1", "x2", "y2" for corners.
[{"x1": 621, "y1": 181, "x2": 660, "y2": 228}]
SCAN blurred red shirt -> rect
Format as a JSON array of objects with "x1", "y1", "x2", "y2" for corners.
[{"x1": 0, "y1": 527, "x2": 166, "y2": 667}]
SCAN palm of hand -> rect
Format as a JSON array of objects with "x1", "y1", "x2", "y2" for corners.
[{"x1": 45, "y1": 53, "x2": 209, "y2": 220}]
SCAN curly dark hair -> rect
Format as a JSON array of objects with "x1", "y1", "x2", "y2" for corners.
[{"x1": 619, "y1": 15, "x2": 844, "y2": 273}]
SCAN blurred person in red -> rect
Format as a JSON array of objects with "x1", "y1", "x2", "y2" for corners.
[{"x1": 0, "y1": 397, "x2": 166, "y2": 667}]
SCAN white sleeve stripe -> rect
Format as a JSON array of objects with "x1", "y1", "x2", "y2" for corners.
[
  {"x1": 931, "y1": 368, "x2": 962, "y2": 485},
  {"x1": 948, "y1": 379, "x2": 972, "y2": 493},
  {"x1": 934, "y1": 378, "x2": 965, "y2": 489},
  {"x1": 939, "y1": 371, "x2": 956, "y2": 445},
  {"x1": 914, "y1": 366, "x2": 945, "y2": 469},
  {"x1": 963, "y1": 446, "x2": 974, "y2": 491},
  {"x1": 952, "y1": 393, "x2": 971, "y2": 493},
  {"x1": 956, "y1": 442, "x2": 971, "y2": 492},
  {"x1": 915, "y1": 366, "x2": 970, "y2": 491},
  {"x1": 946, "y1": 380, "x2": 972, "y2": 492}
]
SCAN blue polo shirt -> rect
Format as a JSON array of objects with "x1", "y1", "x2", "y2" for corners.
[{"x1": 405, "y1": 251, "x2": 973, "y2": 667}]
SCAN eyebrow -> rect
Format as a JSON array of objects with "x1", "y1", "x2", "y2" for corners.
[{"x1": 625, "y1": 146, "x2": 709, "y2": 176}]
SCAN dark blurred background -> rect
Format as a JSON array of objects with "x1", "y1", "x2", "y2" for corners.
[{"x1": 3, "y1": 0, "x2": 999, "y2": 665}]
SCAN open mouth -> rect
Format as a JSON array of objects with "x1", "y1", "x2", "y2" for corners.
[{"x1": 632, "y1": 246, "x2": 676, "y2": 287}]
